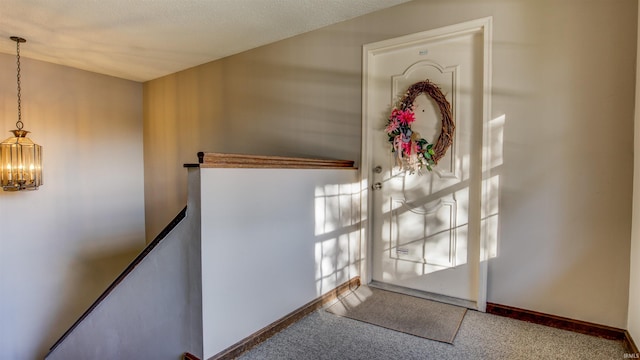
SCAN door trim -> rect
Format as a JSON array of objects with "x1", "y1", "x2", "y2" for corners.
[{"x1": 360, "y1": 17, "x2": 493, "y2": 311}]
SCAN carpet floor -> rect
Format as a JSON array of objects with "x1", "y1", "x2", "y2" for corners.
[
  {"x1": 326, "y1": 286, "x2": 466, "y2": 344},
  {"x1": 238, "y1": 303, "x2": 626, "y2": 359}
]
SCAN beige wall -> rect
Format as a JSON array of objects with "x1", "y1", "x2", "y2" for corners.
[
  {"x1": 144, "y1": 0, "x2": 636, "y2": 328},
  {"x1": 480, "y1": 0, "x2": 635, "y2": 329},
  {"x1": 0, "y1": 56, "x2": 145, "y2": 359},
  {"x1": 629, "y1": 1, "x2": 640, "y2": 344}
]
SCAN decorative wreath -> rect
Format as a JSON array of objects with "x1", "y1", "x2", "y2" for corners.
[{"x1": 384, "y1": 79, "x2": 455, "y2": 173}]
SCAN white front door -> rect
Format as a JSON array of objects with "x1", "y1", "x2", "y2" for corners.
[{"x1": 363, "y1": 19, "x2": 492, "y2": 307}]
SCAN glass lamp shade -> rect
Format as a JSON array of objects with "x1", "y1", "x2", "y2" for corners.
[{"x1": 0, "y1": 129, "x2": 43, "y2": 191}]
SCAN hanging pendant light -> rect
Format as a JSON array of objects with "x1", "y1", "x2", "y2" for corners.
[{"x1": 1, "y1": 36, "x2": 42, "y2": 191}]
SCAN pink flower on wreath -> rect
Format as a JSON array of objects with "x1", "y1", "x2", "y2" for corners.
[
  {"x1": 402, "y1": 141, "x2": 413, "y2": 155},
  {"x1": 393, "y1": 135, "x2": 403, "y2": 153},
  {"x1": 411, "y1": 141, "x2": 420, "y2": 155},
  {"x1": 385, "y1": 118, "x2": 400, "y2": 133},
  {"x1": 397, "y1": 109, "x2": 415, "y2": 125}
]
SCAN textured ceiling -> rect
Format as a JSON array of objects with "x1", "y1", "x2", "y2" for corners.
[{"x1": 0, "y1": 0, "x2": 411, "y2": 82}]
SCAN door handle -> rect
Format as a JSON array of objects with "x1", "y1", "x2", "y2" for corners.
[{"x1": 372, "y1": 182, "x2": 382, "y2": 190}]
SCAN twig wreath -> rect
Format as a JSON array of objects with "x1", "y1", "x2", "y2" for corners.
[{"x1": 385, "y1": 79, "x2": 455, "y2": 173}]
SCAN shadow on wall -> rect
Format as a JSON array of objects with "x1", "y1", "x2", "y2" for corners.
[
  {"x1": 218, "y1": 55, "x2": 362, "y2": 162},
  {"x1": 40, "y1": 240, "x2": 144, "y2": 358}
]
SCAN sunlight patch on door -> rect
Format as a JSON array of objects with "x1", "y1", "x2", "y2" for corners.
[{"x1": 382, "y1": 196, "x2": 470, "y2": 276}]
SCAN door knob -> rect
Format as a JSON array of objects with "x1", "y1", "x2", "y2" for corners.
[
  {"x1": 373, "y1": 166, "x2": 382, "y2": 174},
  {"x1": 372, "y1": 182, "x2": 382, "y2": 190}
]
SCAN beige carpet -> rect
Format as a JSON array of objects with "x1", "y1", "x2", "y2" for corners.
[{"x1": 326, "y1": 286, "x2": 466, "y2": 344}]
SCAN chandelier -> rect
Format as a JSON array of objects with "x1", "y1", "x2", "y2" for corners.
[{"x1": 1, "y1": 36, "x2": 42, "y2": 191}]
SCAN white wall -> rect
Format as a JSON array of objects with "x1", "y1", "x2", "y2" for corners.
[
  {"x1": 46, "y1": 169, "x2": 202, "y2": 360},
  {"x1": 200, "y1": 167, "x2": 359, "y2": 358},
  {"x1": 0, "y1": 55, "x2": 145, "y2": 359},
  {"x1": 145, "y1": 0, "x2": 636, "y2": 329},
  {"x1": 629, "y1": 1, "x2": 640, "y2": 344}
]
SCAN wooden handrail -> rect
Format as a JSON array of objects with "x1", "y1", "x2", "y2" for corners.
[
  {"x1": 183, "y1": 352, "x2": 201, "y2": 360},
  {"x1": 190, "y1": 152, "x2": 355, "y2": 169}
]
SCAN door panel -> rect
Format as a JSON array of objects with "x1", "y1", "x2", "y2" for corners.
[{"x1": 368, "y1": 29, "x2": 484, "y2": 302}]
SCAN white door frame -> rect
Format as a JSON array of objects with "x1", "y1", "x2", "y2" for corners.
[{"x1": 360, "y1": 17, "x2": 493, "y2": 311}]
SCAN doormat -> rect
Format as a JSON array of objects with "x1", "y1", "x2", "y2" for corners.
[{"x1": 326, "y1": 286, "x2": 466, "y2": 344}]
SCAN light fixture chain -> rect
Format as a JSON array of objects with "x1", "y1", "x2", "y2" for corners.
[{"x1": 15, "y1": 38, "x2": 23, "y2": 130}]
